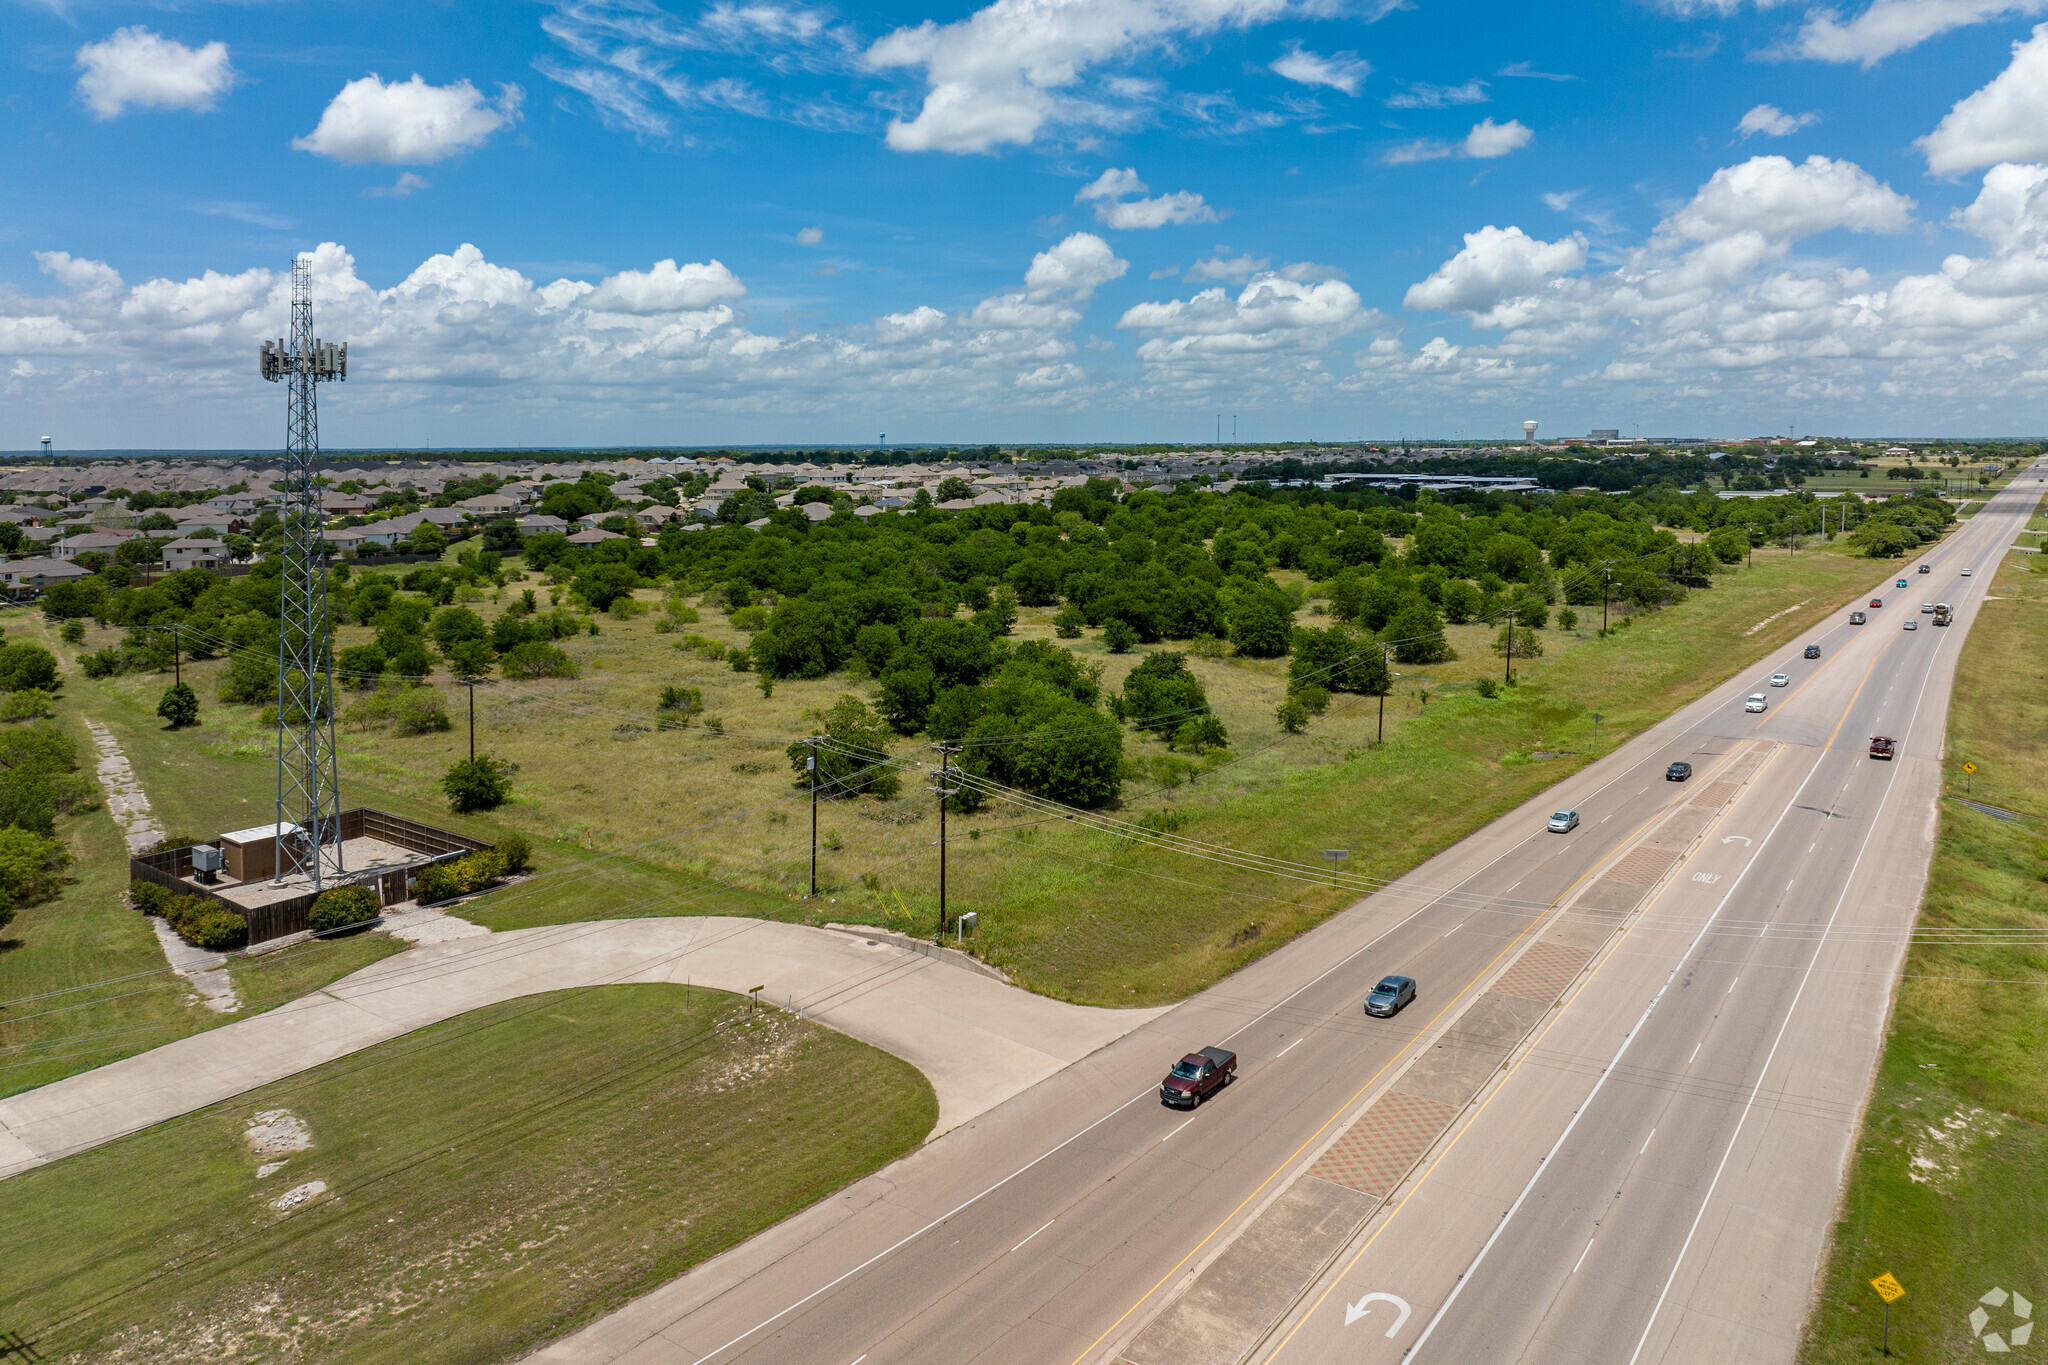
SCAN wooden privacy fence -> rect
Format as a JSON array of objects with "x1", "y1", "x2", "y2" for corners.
[{"x1": 128, "y1": 808, "x2": 495, "y2": 947}]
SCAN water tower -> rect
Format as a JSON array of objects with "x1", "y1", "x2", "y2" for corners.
[
  {"x1": 39, "y1": 437, "x2": 51, "y2": 460},
  {"x1": 1522, "y1": 420, "x2": 1539, "y2": 444}
]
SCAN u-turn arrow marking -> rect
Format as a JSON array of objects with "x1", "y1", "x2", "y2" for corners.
[
  {"x1": 1345, "y1": 1292, "x2": 1413, "y2": 1336},
  {"x1": 1722, "y1": 835, "x2": 1752, "y2": 845}
]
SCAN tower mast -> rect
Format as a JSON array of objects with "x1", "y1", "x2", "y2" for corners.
[{"x1": 259, "y1": 256, "x2": 348, "y2": 887}]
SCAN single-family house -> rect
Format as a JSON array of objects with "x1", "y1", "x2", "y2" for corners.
[
  {"x1": 517, "y1": 514, "x2": 570, "y2": 538},
  {"x1": 51, "y1": 531, "x2": 135, "y2": 561},
  {"x1": 161, "y1": 537, "x2": 228, "y2": 571},
  {"x1": 458, "y1": 493, "x2": 521, "y2": 517},
  {"x1": 0, "y1": 557, "x2": 92, "y2": 592},
  {"x1": 324, "y1": 528, "x2": 371, "y2": 557},
  {"x1": 565, "y1": 526, "x2": 624, "y2": 546}
]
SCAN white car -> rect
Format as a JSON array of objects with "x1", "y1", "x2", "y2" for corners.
[
  {"x1": 1548, "y1": 809, "x2": 1580, "y2": 833},
  {"x1": 1770, "y1": 673, "x2": 1789, "y2": 687},
  {"x1": 1962, "y1": 568, "x2": 1974, "y2": 576},
  {"x1": 1920, "y1": 603, "x2": 1935, "y2": 613},
  {"x1": 1904, "y1": 620, "x2": 1918, "y2": 631},
  {"x1": 1745, "y1": 693, "x2": 1768, "y2": 713}
]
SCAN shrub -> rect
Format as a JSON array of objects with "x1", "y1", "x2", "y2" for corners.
[
  {"x1": 174, "y1": 899, "x2": 248, "y2": 950},
  {"x1": 1295, "y1": 684, "x2": 1331, "y2": 715},
  {"x1": 412, "y1": 862, "x2": 458, "y2": 903},
  {"x1": 310, "y1": 884, "x2": 380, "y2": 935},
  {"x1": 449, "y1": 849, "x2": 505, "y2": 894},
  {"x1": 1277, "y1": 697, "x2": 1309, "y2": 733},
  {"x1": 1172, "y1": 715, "x2": 1230, "y2": 753},
  {"x1": 1558, "y1": 608, "x2": 1579, "y2": 632},
  {"x1": 0, "y1": 643, "x2": 59, "y2": 693},
  {"x1": 157, "y1": 681, "x2": 200, "y2": 729},
  {"x1": 0, "y1": 690, "x2": 52, "y2": 722},
  {"x1": 499, "y1": 641, "x2": 579, "y2": 679},
  {"x1": 1052, "y1": 603, "x2": 1085, "y2": 638},
  {"x1": 786, "y1": 696, "x2": 902, "y2": 799},
  {"x1": 441, "y1": 755, "x2": 513, "y2": 813},
  {"x1": 80, "y1": 648, "x2": 122, "y2": 679},
  {"x1": 59, "y1": 619, "x2": 85, "y2": 644},
  {"x1": 345, "y1": 685, "x2": 452, "y2": 736},
  {"x1": 130, "y1": 879, "x2": 175, "y2": 916},
  {"x1": 1117, "y1": 652, "x2": 1209, "y2": 737},
  {"x1": 657, "y1": 684, "x2": 703, "y2": 726},
  {"x1": 1228, "y1": 585, "x2": 1296, "y2": 658},
  {"x1": 729, "y1": 605, "x2": 769, "y2": 631},
  {"x1": 495, "y1": 831, "x2": 532, "y2": 875},
  {"x1": 1475, "y1": 677, "x2": 1500, "y2": 698},
  {"x1": 1103, "y1": 618, "x2": 1139, "y2": 653}
]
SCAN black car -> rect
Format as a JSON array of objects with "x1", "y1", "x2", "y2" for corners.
[
  {"x1": 1803, "y1": 644, "x2": 1821, "y2": 659},
  {"x1": 1666, "y1": 761, "x2": 1693, "y2": 781},
  {"x1": 1365, "y1": 975, "x2": 1416, "y2": 1017}
]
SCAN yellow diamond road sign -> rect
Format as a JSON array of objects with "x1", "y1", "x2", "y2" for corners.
[
  {"x1": 1964, "y1": 762, "x2": 1978, "y2": 774},
  {"x1": 1872, "y1": 1272, "x2": 1907, "y2": 1304}
]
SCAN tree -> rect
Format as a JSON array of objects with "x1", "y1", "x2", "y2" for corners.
[
  {"x1": 936, "y1": 476, "x2": 974, "y2": 503},
  {"x1": 1117, "y1": 651, "x2": 1209, "y2": 737},
  {"x1": 0, "y1": 644, "x2": 59, "y2": 694},
  {"x1": 1277, "y1": 697, "x2": 1310, "y2": 733},
  {"x1": 573, "y1": 562, "x2": 641, "y2": 612},
  {"x1": 1493, "y1": 623, "x2": 1542, "y2": 658},
  {"x1": 448, "y1": 639, "x2": 496, "y2": 678},
  {"x1": 1103, "y1": 617, "x2": 1138, "y2": 653},
  {"x1": 406, "y1": 522, "x2": 447, "y2": 555},
  {"x1": 1289, "y1": 625, "x2": 1388, "y2": 694},
  {"x1": 1228, "y1": 584, "x2": 1294, "y2": 658},
  {"x1": 440, "y1": 755, "x2": 512, "y2": 813},
  {"x1": 429, "y1": 606, "x2": 488, "y2": 657},
  {"x1": 156, "y1": 681, "x2": 199, "y2": 729},
  {"x1": 787, "y1": 696, "x2": 901, "y2": 798},
  {"x1": 1385, "y1": 598, "x2": 1455, "y2": 664}
]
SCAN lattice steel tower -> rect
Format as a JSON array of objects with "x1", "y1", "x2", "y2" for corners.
[{"x1": 258, "y1": 256, "x2": 348, "y2": 887}]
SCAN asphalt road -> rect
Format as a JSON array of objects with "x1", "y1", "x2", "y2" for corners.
[{"x1": 536, "y1": 471, "x2": 2044, "y2": 1365}]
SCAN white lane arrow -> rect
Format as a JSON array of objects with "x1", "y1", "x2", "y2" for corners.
[
  {"x1": 1345, "y1": 1292, "x2": 1412, "y2": 1336},
  {"x1": 1722, "y1": 836, "x2": 1752, "y2": 845}
]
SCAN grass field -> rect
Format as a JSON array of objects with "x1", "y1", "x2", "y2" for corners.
[
  {"x1": 0, "y1": 614, "x2": 413, "y2": 1098},
  {"x1": 0, "y1": 983, "x2": 936, "y2": 1364},
  {"x1": 1800, "y1": 503, "x2": 2048, "y2": 1363},
  {"x1": 14, "y1": 524, "x2": 1940, "y2": 1030}
]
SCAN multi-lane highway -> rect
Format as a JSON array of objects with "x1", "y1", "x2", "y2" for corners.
[{"x1": 535, "y1": 469, "x2": 2043, "y2": 1365}]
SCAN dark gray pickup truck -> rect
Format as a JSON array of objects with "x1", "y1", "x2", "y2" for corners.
[{"x1": 1160, "y1": 1047, "x2": 1237, "y2": 1107}]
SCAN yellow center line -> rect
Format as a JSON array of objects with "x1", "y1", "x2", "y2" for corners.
[
  {"x1": 1066, "y1": 750, "x2": 1744, "y2": 1365},
  {"x1": 1261, "y1": 742, "x2": 1783, "y2": 1362}
]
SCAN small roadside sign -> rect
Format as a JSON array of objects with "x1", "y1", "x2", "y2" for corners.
[
  {"x1": 1963, "y1": 762, "x2": 1978, "y2": 774},
  {"x1": 1872, "y1": 1272, "x2": 1906, "y2": 1303}
]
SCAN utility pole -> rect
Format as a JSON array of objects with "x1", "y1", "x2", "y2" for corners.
[
  {"x1": 930, "y1": 743, "x2": 961, "y2": 942},
  {"x1": 464, "y1": 677, "x2": 477, "y2": 761},
  {"x1": 1602, "y1": 567, "x2": 1613, "y2": 634},
  {"x1": 1504, "y1": 606, "x2": 1516, "y2": 686},
  {"x1": 807, "y1": 737, "x2": 819, "y2": 899},
  {"x1": 1377, "y1": 646, "x2": 1389, "y2": 744},
  {"x1": 172, "y1": 624, "x2": 180, "y2": 688}
]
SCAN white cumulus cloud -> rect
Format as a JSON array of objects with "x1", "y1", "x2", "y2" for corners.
[
  {"x1": 797, "y1": 226, "x2": 825, "y2": 245},
  {"x1": 1738, "y1": 104, "x2": 1820, "y2": 137},
  {"x1": 1464, "y1": 117, "x2": 1533, "y2": 157},
  {"x1": 863, "y1": 0, "x2": 1293, "y2": 153},
  {"x1": 1076, "y1": 168, "x2": 1224, "y2": 228},
  {"x1": 1118, "y1": 269, "x2": 1373, "y2": 387},
  {"x1": 1777, "y1": 0, "x2": 2046, "y2": 66},
  {"x1": 583, "y1": 259, "x2": 749, "y2": 313},
  {"x1": 1919, "y1": 24, "x2": 2048, "y2": 174},
  {"x1": 1663, "y1": 154, "x2": 1914, "y2": 243},
  {"x1": 293, "y1": 74, "x2": 523, "y2": 165},
  {"x1": 1187, "y1": 252, "x2": 1271, "y2": 281},
  {"x1": 1403, "y1": 226, "x2": 1588, "y2": 319},
  {"x1": 1270, "y1": 42, "x2": 1370, "y2": 94},
  {"x1": 75, "y1": 27, "x2": 236, "y2": 120}
]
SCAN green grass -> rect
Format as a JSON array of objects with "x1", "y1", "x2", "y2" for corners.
[
  {"x1": 1800, "y1": 504, "x2": 2048, "y2": 1363},
  {"x1": 0, "y1": 983, "x2": 936, "y2": 1364}
]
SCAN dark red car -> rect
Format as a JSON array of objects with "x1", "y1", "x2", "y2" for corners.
[
  {"x1": 1160, "y1": 1047, "x2": 1236, "y2": 1107},
  {"x1": 1870, "y1": 598, "x2": 1884, "y2": 608},
  {"x1": 1870, "y1": 736, "x2": 1895, "y2": 760}
]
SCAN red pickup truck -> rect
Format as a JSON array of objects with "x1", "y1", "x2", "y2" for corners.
[
  {"x1": 1870, "y1": 736, "x2": 1895, "y2": 760},
  {"x1": 1160, "y1": 1047, "x2": 1237, "y2": 1107}
]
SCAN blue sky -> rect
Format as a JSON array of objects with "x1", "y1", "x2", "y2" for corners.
[{"x1": 5, "y1": 0, "x2": 2048, "y2": 449}]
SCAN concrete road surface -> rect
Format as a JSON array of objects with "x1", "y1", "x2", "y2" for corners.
[{"x1": 534, "y1": 469, "x2": 2043, "y2": 1365}]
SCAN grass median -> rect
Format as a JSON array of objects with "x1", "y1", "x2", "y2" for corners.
[
  {"x1": 0, "y1": 982, "x2": 936, "y2": 1364},
  {"x1": 1800, "y1": 521, "x2": 2048, "y2": 1362}
]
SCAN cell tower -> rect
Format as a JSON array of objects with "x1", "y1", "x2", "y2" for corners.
[{"x1": 258, "y1": 256, "x2": 348, "y2": 887}]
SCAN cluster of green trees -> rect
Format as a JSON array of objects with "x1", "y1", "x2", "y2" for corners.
[{"x1": 0, "y1": 723, "x2": 87, "y2": 932}]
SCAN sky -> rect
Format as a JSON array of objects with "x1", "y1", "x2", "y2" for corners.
[{"x1": 5, "y1": 0, "x2": 2048, "y2": 450}]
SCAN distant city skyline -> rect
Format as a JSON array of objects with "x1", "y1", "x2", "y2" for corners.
[{"x1": 6, "y1": 1, "x2": 2048, "y2": 447}]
